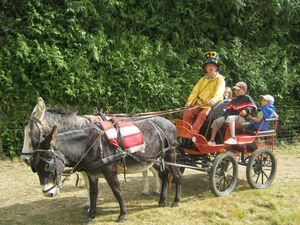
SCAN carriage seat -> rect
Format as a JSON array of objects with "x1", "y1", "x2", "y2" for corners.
[
  {"x1": 206, "y1": 100, "x2": 230, "y2": 121},
  {"x1": 238, "y1": 117, "x2": 278, "y2": 137}
]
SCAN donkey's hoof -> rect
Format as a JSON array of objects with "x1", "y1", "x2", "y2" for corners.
[
  {"x1": 116, "y1": 215, "x2": 127, "y2": 223},
  {"x1": 83, "y1": 218, "x2": 93, "y2": 225},
  {"x1": 171, "y1": 202, "x2": 179, "y2": 207},
  {"x1": 159, "y1": 201, "x2": 167, "y2": 207},
  {"x1": 152, "y1": 191, "x2": 160, "y2": 197},
  {"x1": 81, "y1": 204, "x2": 89, "y2": 210},
  {"x1": 141, "y1": 192, "x2": 149, "y2": 197}
]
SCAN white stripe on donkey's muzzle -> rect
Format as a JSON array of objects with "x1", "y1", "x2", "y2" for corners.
[{"x1": 42, "y1": 183, "x2": 60, "y2": 197}]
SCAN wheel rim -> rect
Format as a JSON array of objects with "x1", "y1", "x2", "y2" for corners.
[
  {"x1": 214, "y1": 159, "x2": 234, "y2": 192},
  {"x1": 246, "y1": 148, "x2": 277, "y2": 189},
  {"x1": 248, "y1": 151, "x2": 275, "y2": 188},
  {"x1": 210, "y1": 153, "x2": 237, "y2": 196}
]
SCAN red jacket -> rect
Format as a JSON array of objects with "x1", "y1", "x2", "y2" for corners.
[{"x1": 224, "y1": 95, "x2": 257, "y2": 118}]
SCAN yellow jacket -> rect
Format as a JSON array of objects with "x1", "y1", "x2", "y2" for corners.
[{"x1": 187, "y1": 74, "x2": 225, "y2": 108}]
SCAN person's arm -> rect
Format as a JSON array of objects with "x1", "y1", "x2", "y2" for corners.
[
  {"x1": 209, "y1": 77, "x2": 225, "y2": 106},
  {"x1": 248, "y1": 111, "x2": 264, "y2": 122},
  {"x1": 244, "y1": 96, "x2": 257, "y2": 116},
  {"x1": 187, "y1": 78, "x2": 203, "y2": 106}
]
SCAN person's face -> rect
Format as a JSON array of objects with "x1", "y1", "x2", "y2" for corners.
[
  {"x1": 224, "y1": 90, "x2": 230, "y2": 98},
  {"x1": 260, "y1": 98, "x2": 269, "y2": 106},
  {"x1": 205, "y1": 63, "x2": 218, "y2": 76},
  {"x1": 233, "y1": 88, "x2": 246, "y2": 96}
]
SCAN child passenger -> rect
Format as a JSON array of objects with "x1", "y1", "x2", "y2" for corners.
[
  {"x1": 223, "y1": 87, "x2": 233, "y2": 100},
  {"x1": 247, "y1": 95, "x2": 278, "y2": 131},
  {"x1": 208, "y1": 81, "x2": 257, "y2": 145}
]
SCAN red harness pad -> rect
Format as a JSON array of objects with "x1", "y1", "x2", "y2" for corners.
[{"x1": 101, "y1": 121, "x2": 145, "y2": 153}]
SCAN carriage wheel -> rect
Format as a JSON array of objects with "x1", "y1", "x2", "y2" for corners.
[
  {"x1": 209, "y1": 152, "x2": 238, "y2": 197},
  {"x1": 246, "y1": 148, "x2": 277, "y2": 189}
]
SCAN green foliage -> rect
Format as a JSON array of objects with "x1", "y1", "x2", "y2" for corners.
[{"x1": 0, "y1": 0, "x2": 299, "y2": 156}]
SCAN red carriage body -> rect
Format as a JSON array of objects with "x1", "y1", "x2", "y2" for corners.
[{"x1": 175, "y1": 116, "x2": 278, "y2": 196}]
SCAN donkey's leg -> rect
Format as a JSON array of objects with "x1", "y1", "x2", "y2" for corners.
[
  {"x1": 158, "y1": 169, "x2": 169, "y2": 207},
  {"x1": 81, "y1": 172, "x2": 90, "y2": 208},
  {"x1": 86, "y1": 176, "x2": 99, "y2": 223},
  {"x1": 165, "y1": 147, "x2": 181, "y2": 207},
  {"x1": 166, "y1": 149, "x2": 182, "y2": 207},
  {"x1": 150, "y1": 166, "x2": 161, "y2": 195},
  {"x1": 103, "y1": 169, "x2": 127, "y2": 222},
  {"x1": 169, "y1": 166, "x2": 182, "y2": 207},
  {"x1": 141, "y1": 169, "x2": 150, "y2": 195}
]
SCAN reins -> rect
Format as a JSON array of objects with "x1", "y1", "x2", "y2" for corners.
[
  {"x1": 59, "y1": 107, "x2": 196, "y2": 183},
  {"x1": 60, "y1": 129, "x2": 106, "y2": 184},
  {"x1": 97, "y1": 106, "x2": 197, "y2": 121},
  {"x1": 31, "y1": 106, "x2": 196, "y2": 190}
]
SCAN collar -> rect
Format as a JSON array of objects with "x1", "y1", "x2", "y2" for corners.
[{"x1": 206, "y1": 71, "x2": 219, "y2": 80}]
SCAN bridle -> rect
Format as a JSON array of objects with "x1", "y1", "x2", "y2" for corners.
[
  {"x1": 31, "y1": 148, "x2": 67, "y2": 193},
  {"x1": 27, "y1": 118, "x2": 66, "y2": 193},
  {"x1": 23, "y1": 116, "x2": 104, "y2": 193}
]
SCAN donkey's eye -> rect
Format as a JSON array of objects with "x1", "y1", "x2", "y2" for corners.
[{"x1": 44, "y1": 164, "x2": 50, "y2": 172}]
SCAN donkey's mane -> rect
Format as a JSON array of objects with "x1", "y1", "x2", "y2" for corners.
[
  {"x1": 44, "y1": 108, "x2": 92, "y2": 131},
  {"x1": 46, "y1": 108, "x2": 78, "y2": 116}
]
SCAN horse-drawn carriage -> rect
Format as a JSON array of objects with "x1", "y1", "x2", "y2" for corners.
[
  {"x1": 175, "y1": 113, "x2": 278, "y2": 197},
  {"x1": 23, "y1": 97, "x2": 278, "y2": 223}
]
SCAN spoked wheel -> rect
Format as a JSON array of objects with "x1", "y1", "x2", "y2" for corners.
[
  {"x1": 209, "y1": 152, "x2": 238, "y2": 197},
  {"x1": 246, "y1": 148, "x2": 277, "y2": 189}
]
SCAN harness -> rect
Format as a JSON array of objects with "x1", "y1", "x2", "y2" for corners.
[
  {"x1": 83, "y1": 118, "x2": 171, "y2": 182},
  {"x1": 31, "y1": 149, "x2": 66, "y2": 193}
]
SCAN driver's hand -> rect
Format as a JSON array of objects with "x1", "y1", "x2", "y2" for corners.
[{"x1": 207, "y1": 101, "x2": 214, "y2": 107}]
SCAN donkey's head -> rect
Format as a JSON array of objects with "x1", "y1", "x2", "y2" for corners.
[
  {"x1": 30, "y1": 126, "x2": 66, "y2": 197},
  {"x1": 21, "y1": 97, "x2": 93, "y2": 165}
]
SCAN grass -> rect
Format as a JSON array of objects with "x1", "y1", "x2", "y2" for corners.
[{"x1": 1, "y1": 146, "x2": 300, "y2": 225}]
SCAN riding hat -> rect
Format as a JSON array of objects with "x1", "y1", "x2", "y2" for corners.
[{"x1": 202, "y1": 51, "x2": 220, "y2": 69}]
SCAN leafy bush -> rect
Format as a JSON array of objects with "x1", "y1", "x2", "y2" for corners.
[{"x1": 0, "y1": 0, "x2": 299, "y2": 155}]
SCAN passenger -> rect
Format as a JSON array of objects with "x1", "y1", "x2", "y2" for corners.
[
  {"x1": 223, "y1": 87, "x2": 233, "y2": 100},
  {"x1": 247, "y1": 95, "x2": 278, "y2": 131},
  {"x1": 183, "y1": 51, "x2": 225, "y2": 134},
  {"x1": 208, "y1": 81, "x2": 257, "y2": 145}
]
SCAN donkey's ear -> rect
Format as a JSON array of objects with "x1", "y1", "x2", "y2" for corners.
[
  {"x1": 50, "y1": 125, "x2": 58, "y2": 146},
  {"x1": 31, "y1": 97, "x2": 46, "y2": 121}
]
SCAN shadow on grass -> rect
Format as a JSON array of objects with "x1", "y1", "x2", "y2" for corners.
[
  {"x1": 0, "y1": 193, "x2": 163, "y2": 225},
  {"x1": 0, "y1": 197, "x2": 86, "y2": 225},
  {"x1": 175, "y1": 169, "x2": 252, "y2": 198}
]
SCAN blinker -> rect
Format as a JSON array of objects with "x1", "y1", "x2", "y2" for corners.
[{"x1": 31, "y1": 153, "x2": 56, "y2": 173}]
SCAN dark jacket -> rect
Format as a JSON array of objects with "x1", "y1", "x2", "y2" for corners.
[{"x1": 224, "y1": 95, "x2": 257, "y2": 118}]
